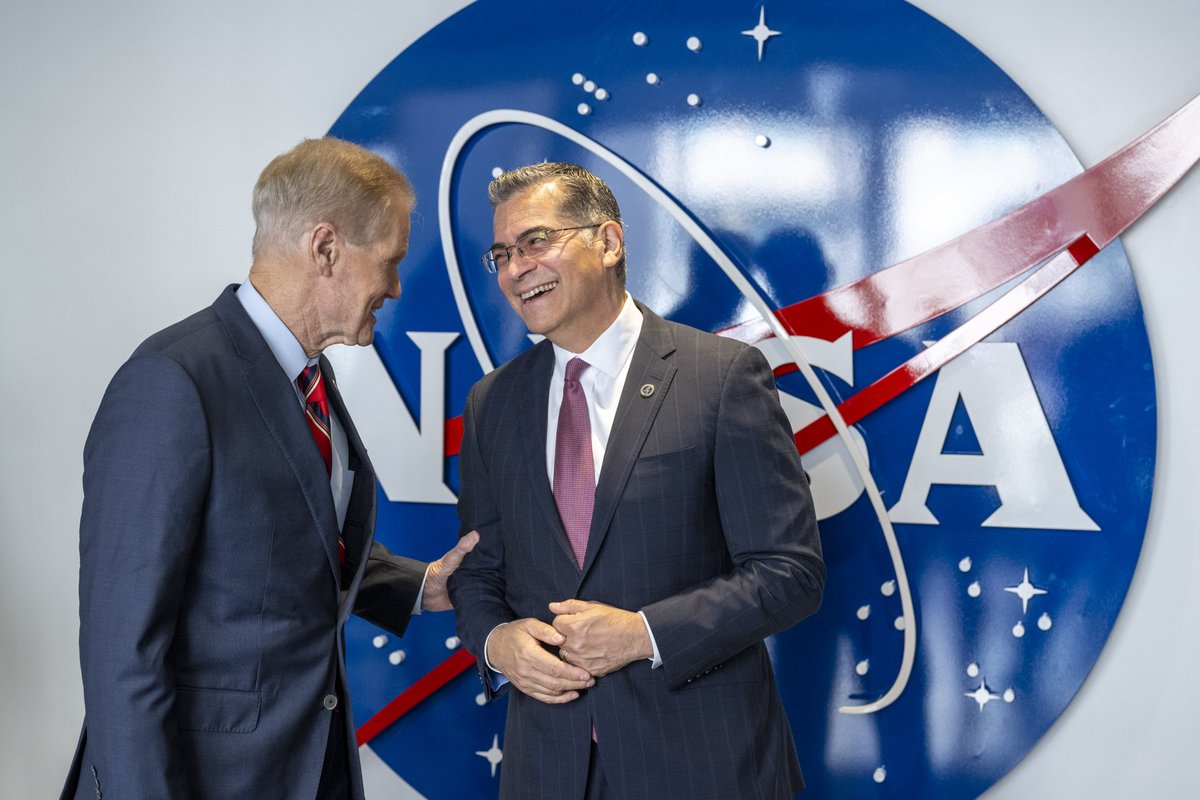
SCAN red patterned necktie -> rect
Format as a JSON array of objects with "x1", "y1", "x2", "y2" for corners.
[
  {"x1": 297, "y1": 364, "x2": 344, "y2": 564},
  {"x1": 553, "y1": 358, "x2": 595, "y2": 570},
  {"x1": 297, "y1": 364, "x2": 333, "y2": 474}
]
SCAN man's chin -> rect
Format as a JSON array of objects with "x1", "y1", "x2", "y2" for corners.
[
  {"x1": 516, "y1": 308, "x2": 554, "y2": 337},
  {"x1": 337, "y1": 329, "x2": 375, "y2": 348},
  {"x1": 358, "y1": 313, "x2": 381, "y2": 343}
]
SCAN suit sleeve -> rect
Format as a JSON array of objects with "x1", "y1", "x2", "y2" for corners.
[
  {"x1": 351, "y1": 539, "x2": 426, "y2": 637},
  {"x1": 447, "y1": 383, "x2": 515, "y2": 698},
  {"x1": 78, "y1": 353, "x2": 210, "y2": 799},
  {"x1": 641, "y1": 344, "x2": 825, "y2": 689}
]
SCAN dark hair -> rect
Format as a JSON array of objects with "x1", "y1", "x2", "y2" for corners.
[{"x1": 488, "y1": 162, "x2": 625, "y2": 282}]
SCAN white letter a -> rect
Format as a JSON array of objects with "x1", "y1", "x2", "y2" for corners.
[{"x1": 888, "y1": 342, "x2": 1098, "y2": 531}]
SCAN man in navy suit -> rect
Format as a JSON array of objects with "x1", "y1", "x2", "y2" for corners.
[
  {"x1": 64, "y1": 137, "x2": 477, "y2": 800},
  {"x1": 449, "y1": 163, "x2": 825, "y2": 799}
]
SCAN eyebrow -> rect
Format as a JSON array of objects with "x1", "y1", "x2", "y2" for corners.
[{"x1": 489, "y1": 224, "x2": 553, "y2": 249}]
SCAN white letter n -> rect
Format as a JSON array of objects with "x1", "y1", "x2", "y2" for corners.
[{"x1": 326, "y1": 332, "x2": 459, "y2": 504}]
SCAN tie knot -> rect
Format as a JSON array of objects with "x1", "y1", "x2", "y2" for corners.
[
  {"x1": 298, "y1": 364, "x2": 326, "y2": 403},
  {"x1": 565, "y1": 357, "x2": 590, "y2": 384}
]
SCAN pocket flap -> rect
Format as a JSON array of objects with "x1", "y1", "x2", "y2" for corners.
[{"x1": 175, "y1": 685, "x2": 261, "y2": 733}]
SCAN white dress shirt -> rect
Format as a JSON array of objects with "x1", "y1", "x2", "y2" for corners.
[{"x1": 545, "y1": 293, "x2": 643, "y2": 485}]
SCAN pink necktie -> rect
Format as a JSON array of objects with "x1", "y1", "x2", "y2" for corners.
[{"x1": 553, "y1": 358, "x2": 595, "y2": 570}]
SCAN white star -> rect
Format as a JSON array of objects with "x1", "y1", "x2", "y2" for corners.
[
  {"x1": 1004, "y1": 568, "x2": 1049, "y2": 614},
  {"x1": 965, "y1": 681, "x2": 1001, "y2": 712},
  {"x1": 475, "y1": 733, "x2": 503, "y2": 778},
  {"x1": 742, "y1": 6, "x2": 781, "y2": 62}
]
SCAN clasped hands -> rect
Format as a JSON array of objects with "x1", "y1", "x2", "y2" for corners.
[{"x1": 486, "y1": 599, "x2": 653, "y2": 704}]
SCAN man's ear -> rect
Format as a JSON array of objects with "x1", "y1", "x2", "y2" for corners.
[
  {"x1": 308, "y1": 222, "x2": 338, "y2": 275},
  {"x1": 599, "y1": 221, "x2": 624, "y2": 268}
]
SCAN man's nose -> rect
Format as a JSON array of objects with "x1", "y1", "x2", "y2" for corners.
[{"x1": 506, "y1": 248, "x2": 537, "y2": 279}]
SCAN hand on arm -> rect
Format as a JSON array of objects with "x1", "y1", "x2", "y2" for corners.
[
  {"x1": 421, "y1": 530, "x2": 480, "y2": 611},
  {"x1": 549, "y1": 599, "x2": 653, "y2": 677},
  {"x1": 486, "y1": 618, "x2": 595, "y2": 704}
]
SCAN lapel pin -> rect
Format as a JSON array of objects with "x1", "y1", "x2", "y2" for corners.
[{"x1": 640, "y1": 383, "x2": 655, "y2": 398}]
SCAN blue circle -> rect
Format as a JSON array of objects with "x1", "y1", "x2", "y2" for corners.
[{"x1": 334, "y1": 1, "x2": 1154, "y2": 797}]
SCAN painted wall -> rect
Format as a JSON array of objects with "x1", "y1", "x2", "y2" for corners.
[{"x1": 1, "y1": 1, "x2": 1194, "y2": 797}]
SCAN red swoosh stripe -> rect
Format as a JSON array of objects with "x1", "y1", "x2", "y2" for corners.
[
  {"x1": 792, "y1": 234, "x2": 1099, "y2": 454},
  {"x1": 356, "y1": 648, "x2": 477, "y2": 747},
  {"x1": 721, "y1": 93, "x2": 1200, "y2": 349}
]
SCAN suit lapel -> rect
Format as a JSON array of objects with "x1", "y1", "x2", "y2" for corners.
[
  {"x1": 521, "y1": 343, "x2": 580, "y2": 569},
  {"x1": 213, "y1": 287, "x2": 342, "y2": 578},
  {"x1": 322, "y1": 355, "x2": 377, "y2": 599},
  {"x1": 580, "y1": 305, "x2": 677, "y2": 578},
  {"x1": 322, "y1": 356, "x2": 367, "y2": 472}
]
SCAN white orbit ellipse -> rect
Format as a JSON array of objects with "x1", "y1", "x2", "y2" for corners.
[{"x1": 437, "y1": 109, "x2": 915, "y2": 714}]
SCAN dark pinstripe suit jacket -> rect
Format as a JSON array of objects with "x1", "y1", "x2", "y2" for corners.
[
  {"x1": 450, "y1": 302, "x2": 825, "y2": 800},
  {"x1": 63, "y1": 285, "x2": 425, "y2": 800}
]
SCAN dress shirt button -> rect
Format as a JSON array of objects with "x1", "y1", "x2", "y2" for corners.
[{"x1": 323, "y1": 693, "x2": 339, "y2": 711}]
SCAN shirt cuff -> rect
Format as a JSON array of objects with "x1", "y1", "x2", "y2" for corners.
[
  {"x1": 483, "y1": 623, "x2": 511, "y2": 690},
  {"x1": 638, "y1": 610, "x2": 663, "y2": 668},
  {"x1": 411, "y1": 568, "x2": 429, "y2": 615}
]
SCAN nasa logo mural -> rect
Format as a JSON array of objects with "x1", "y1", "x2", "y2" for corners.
[{"x1": 329, "y1": 0, "x2": 1157, "y2": 797}]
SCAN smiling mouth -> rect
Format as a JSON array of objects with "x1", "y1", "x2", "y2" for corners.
[{"x1": 519, "y1": 281, "x2": 558, "y2": 302}]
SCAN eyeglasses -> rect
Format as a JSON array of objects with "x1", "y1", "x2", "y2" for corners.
[{"x1": 480, "y1": 223, "x2": 604, "y2": 273}]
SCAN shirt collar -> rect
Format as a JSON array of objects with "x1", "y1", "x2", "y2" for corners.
[
  {"x1": 552, "y1": 293, "x2": 643, "y2": 378},
  {"x1": 236, "y1": 279, "x2": 315, "y2": 382}
]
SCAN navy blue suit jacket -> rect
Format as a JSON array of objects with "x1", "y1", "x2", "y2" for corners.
[
  {"x1": 64, "y1": 285, "x2": 425, "y2": 800},
  {"x1": 450, "y1": 304, "x2": 825, "y2": 800}
]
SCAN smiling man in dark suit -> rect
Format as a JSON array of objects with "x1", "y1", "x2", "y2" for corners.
[
  {"x1": 64, "y1": 137, "x2": 477, "y2": 800},
  {"x1": 449, "y1": 162, "x2": 825, "y2": 799}
]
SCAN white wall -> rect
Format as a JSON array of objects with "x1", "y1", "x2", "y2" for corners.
[{"x1": 1, "y1": 1, "x2": 1194, "y2": 797}]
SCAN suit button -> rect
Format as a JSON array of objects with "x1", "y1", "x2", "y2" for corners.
[{"x1": 323, "y1": 693, "x2": 339, "y2": 711}]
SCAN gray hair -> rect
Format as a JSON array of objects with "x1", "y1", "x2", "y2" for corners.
[
  {"x1": 488, "y1": 162, "x2": 625, "y2": 281},
  {"x1": 251, "y1": 137, "x2": 414, "y2": 258}
]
